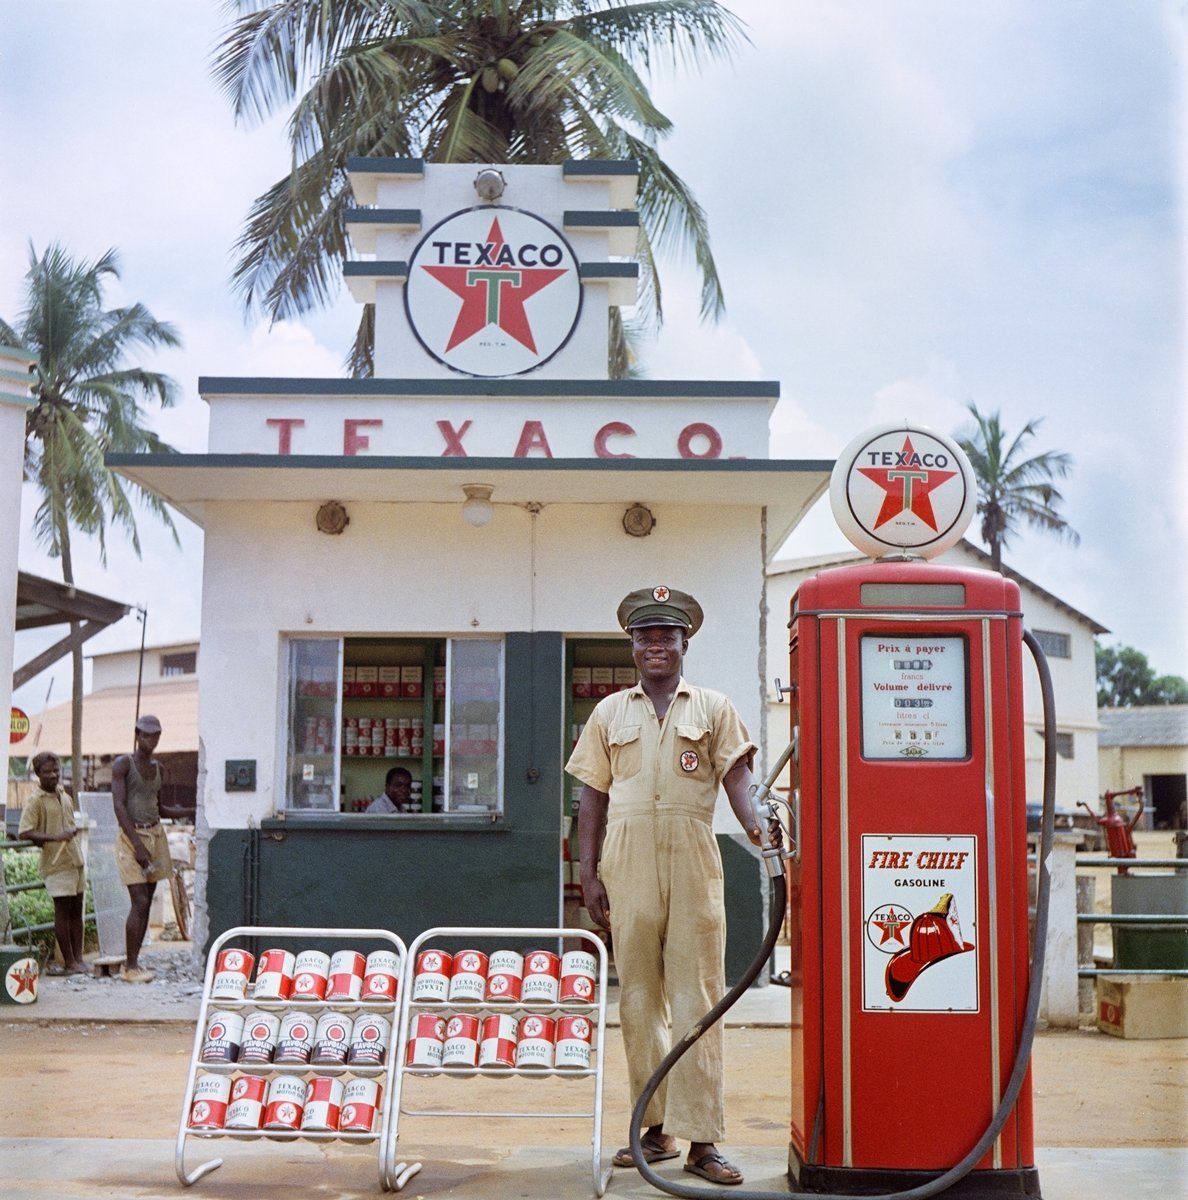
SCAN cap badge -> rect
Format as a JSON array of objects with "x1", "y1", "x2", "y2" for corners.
[{"x1": 652, "y1": 586, "x2": 670, "y2": 602}]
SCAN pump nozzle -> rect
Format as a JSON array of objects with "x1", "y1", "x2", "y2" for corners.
[{"x1": 746, "y1": 736, "x2": 798, "y2": 877}]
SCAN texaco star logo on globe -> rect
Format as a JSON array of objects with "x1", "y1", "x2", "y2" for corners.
[
  {"x1": 405, "y1": 206, "x2": 582, "y2": 377},
  {"x1": 829, "y1": 422, "x2": 976, "y2": 560}
]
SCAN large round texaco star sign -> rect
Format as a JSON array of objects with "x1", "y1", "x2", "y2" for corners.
[
  {"x1": 405, "y1": 206, "x2": 582, "y2": 377},
  {"x1": 830, "y1": 422, "x2": 975, "y2": 559}
]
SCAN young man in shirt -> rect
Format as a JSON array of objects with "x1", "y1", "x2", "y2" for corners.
[{"x1": 19, "y1": 751, "x2": 88, "y2": 975}]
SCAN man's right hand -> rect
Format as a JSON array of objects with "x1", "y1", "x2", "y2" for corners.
[{"x1": 581, "y1": 877, "x2": 611, "y2": 932}]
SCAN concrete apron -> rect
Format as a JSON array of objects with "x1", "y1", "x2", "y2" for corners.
[{"x1": 0, "y1": 1137, "x2": 1183, "y2": 1200}]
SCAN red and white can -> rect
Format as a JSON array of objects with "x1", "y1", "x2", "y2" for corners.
[
  {"x1": 224, "y1": 1074, "x2": 268, "y2": 1130},
  {"x1": 275, "y1": 1011, "x2": 316, "y2": 1063},
  {"x1": 238, "y1": 1010, "x2": 282, "y2": 1064},
  {"x1": 560, "y1": 949, "x2": 598, "y2": 1003},
  {"x1": 441, "y1": 1013, "x2": 481, "y2": 1068},
  {"x1": 362, "y1": 950, "x2": 400, "y2": 1002},
  {"x1": 200, "y1": 1009, "x2": 244, "y2": 1063},
  {"x1": 522, "y1": 950, "x2": 561, "y2": 1003},
  {"x1": 188, "y1": 1074, "x2": 231, "y2": 1129},
  {"x1": 262, "y1": 1076, "x2": 307, "y2": 1131},
  {"x1": 484, "y1": 949, "x2": 523, "y2": 1003},
  {"x1": 340, "y1": 1079, "x2": 383, "y2": 1133},
  {"x1": 447, "y1": 949, "x2": 488, "y2": 1002},
  {"x1": 210, "y1": 948, "x2": 255, "y2": 1000},
  {"x1": 478, "y1": 1013, "x2": 519, "y2": 1069},
  {"x1": 554, "y1": 1014, "x2": 594, "y2": 1069},
  {"x1": 348, "y1": 1013, "x2": 391, "y2": 1066},
  {"x1": 411, "y1": 949, "x2": 452, "y2": 1002},
  {"x1": 326, "y1": 949, "x2": 366, "y2": 1001},
  {"x1": 405, "y1": 1012, "x2": 446, "y2": 1069},
  {"x1": 301, "y1": 1076, "x2": 344, "y2": 1131},
  {"x1": 291, "y1": 949, "x2": 330, "y2": 1000},
  {"x1": 253, "y1": 948, "x2": 295, "y2": 1000},
  {"x1": 515, "y1": 1013, "x2": 556, "y2": 1069},
  {"x1": 311, "y1": 1011, "x2": 353, "y2": 1065}
]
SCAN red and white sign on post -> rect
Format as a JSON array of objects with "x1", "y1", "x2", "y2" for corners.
[{"x1": 10, "y1": 707, "x2": 29, "y2": 745}]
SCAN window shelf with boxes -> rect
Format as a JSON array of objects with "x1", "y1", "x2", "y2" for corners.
[
  {"x1": 284, "y1": 637, "x2": 504, "y2": 818},
  {"x1": 341, "y1": 639, "x2": 445, "y2": 813}
]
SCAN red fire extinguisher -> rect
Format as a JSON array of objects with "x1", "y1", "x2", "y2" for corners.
[{"x1": 1079, "y1": 787, "x2": 1144, "y2": 872}]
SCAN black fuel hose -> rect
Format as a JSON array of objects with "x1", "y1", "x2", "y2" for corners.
[{"x1": 629, "y1": 629, "x2": 1058, "y2": 1200}]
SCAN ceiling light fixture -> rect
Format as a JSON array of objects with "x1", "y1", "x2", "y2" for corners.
[{"x1": 462, "y1": 484, "x2": 495, "y2": 527}]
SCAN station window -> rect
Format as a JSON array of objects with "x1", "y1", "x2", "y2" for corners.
[
  {"x1": 283, "y1": 636, "x2": 503, "y2": 817},
  {"x1": 1031, "y1": 630, "x2": 1071, "y2": 659}
]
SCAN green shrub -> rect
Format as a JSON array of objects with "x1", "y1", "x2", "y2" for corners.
[{"x1": 2, "y1": 847, "x2": 97, "y2": 962}]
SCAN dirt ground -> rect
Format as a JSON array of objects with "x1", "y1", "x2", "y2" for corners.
[{"x1": 1, "y1": 1022, "x2": 1183, "y2": 1149}]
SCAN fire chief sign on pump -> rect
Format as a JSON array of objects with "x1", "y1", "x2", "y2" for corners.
[{"x1": 405, "y1": 206, "x2": 583, "y2": 377}]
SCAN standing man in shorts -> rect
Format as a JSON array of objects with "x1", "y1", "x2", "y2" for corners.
[
  {"x1": 112, "y1": 714, "x2": 192, "y2": 982},
  {"x1": 19, "y1": 751, "x2": 88, "y2": 974}
]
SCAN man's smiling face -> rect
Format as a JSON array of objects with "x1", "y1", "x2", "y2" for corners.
[{"x1": 630, "y1": 625, "x2": 688, "y2": 682}]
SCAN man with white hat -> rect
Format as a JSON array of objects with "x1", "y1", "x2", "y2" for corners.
[
  {"x1": 112, "y1": 714, "x2": 193, "y2": 982},
  {"x1": 566, "y1": 586, "x2": 763, "y2": 1186}
]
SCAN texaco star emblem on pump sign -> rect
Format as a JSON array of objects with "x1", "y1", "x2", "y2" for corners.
[
  {"x1": 405, "y1": 207, "x2": 582, "y2": 377},
  {"x1": 829, "y1": 422, "x2": 976, "y2": 560}
]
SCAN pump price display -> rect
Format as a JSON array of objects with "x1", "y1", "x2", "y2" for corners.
[{"x1": 860, "y1": 636, "x2": 967, "y2": 760}]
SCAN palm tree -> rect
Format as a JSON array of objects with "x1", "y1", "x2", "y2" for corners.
[
  {"x1": 1, "y1": 243, "x2": 181, "y2": 786},
  {"x1": 212, "y1": 0, "x2": 748, "y2": 377},
  {"x1": 956, "y1": 403, "x2": 1079, "y2": 572}
]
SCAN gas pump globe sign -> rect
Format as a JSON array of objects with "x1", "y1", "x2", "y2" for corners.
[{"x1": 830, "y1": 421, "x2": 976, "y2": 560}]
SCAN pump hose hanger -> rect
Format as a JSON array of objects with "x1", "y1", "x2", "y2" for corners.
[{"x1": 626, "y1": 631, "x2": 1058, "y2": 1200}]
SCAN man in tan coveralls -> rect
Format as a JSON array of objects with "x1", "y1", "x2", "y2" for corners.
[{"x1": 566, "y1": 586, "x2": 764, "y2": 1186}]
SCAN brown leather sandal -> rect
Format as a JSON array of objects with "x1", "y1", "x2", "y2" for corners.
[
  {"x1": 613, "y1": 1136, "x2": 679, "y2": 1168},
  {"x1": 684, "y1": 1152, "x2": 743, "y2": 1185}
]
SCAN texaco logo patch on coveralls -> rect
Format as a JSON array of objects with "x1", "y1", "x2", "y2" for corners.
[{"x1": 680, "y1": 751, "x2": 700, "y2": 772}]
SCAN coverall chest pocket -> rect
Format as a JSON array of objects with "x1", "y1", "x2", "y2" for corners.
[
  {"x1": 608, "y1": 724, "x2": 642, "y2": 780},
  {"x1": 674, "y1": 723, "x2": 713, "y2": 782}
]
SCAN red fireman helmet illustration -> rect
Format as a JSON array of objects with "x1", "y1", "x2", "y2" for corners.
[{"x1": 885, "y1": 893, "x2": 974, "y2": 1002}]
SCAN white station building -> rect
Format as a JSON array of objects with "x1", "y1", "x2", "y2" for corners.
[{"x1": 111, "y1": 160, "x2": 831, "y2": 975}]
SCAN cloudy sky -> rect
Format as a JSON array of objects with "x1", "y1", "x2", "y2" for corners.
[{"x1": 3, "y1": 0, "x2": 1184, "y2": 715}]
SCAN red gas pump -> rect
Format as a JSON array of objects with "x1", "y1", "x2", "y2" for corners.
[
  {"x1": 626, "y1": 422, "x2": 1055, "y2": 1200},
  {"x1": 786, "y1": 561, "x2": 1037, "y2": 1195},
  {"x1": 784, "y1": 423, "x2": 1041, "y2": 1197}
]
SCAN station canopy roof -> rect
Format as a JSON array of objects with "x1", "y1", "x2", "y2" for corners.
[{"x1": 107, "y1": 454, "x2": 833, "y2": 558}]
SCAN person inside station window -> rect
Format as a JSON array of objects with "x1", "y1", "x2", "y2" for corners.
[{"x1": 366, "y1": 766, "x2": 414, "y2": 813}]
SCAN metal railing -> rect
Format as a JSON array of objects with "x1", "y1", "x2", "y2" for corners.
[
  {"x1": 1072, "y1": 853, "x2": 1187, "y2": 980},
  {"x1": 1, "y1": 836, "x2": 97, "y2": 944}
]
